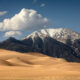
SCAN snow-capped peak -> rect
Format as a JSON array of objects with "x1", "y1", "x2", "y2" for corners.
[{"x1": 23, "y1": 28, "x2": 80, "y2": 43}]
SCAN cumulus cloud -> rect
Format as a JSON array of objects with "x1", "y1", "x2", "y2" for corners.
[
  {"x1": 0, "y1": 11, "x2": 7, "y2": 16},
  {"x1": 40, "y1": 3, "x2": 46, "y2": 7},
  {"x1": 4, "y1": 31, "x2": 22, "y2": 37},
  {"x1": 0, "y1": 8, "x2": 50, "y2": 38},
  {"x1": 0, "y1": 8, "x2": 49, "y2": 31}
]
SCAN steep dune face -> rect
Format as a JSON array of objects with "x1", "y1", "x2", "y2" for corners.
[
  {"x1": 0, "y1": 59, "x2": 12, "y2": 66},
  {"x1": 0, "y1": 49, "x2": 54, "y2": 66},
  {"x1": 0, "y1": 49, "x2": 80, "y2": 68},
  {"x1": 0, "y1": 49, "x2": 80, "y2": 80},
  {"x1": 0, "y1": 49, "x2": 76, "y2": 66}
]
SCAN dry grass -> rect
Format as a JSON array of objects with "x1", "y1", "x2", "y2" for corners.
[{"x1": 0, "y1": 49, "x2": 80, "y2": 80}]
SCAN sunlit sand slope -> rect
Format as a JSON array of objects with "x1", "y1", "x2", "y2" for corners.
[{"x1": 0, "y1": 49, "x2": 80, "y2": 80}]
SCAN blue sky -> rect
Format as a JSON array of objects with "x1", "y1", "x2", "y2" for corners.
[{"x1": 0, "y1": 0, "x2": 80, "y2": 41}]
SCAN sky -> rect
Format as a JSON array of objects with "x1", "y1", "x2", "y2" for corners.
[{"x1": 0, "y1": 0, "x2": 80, "y2": 41}]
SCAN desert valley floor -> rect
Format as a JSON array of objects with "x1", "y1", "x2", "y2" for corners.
[{"x1": 0, "y1": 49, "x2": 80, "y2": 80}]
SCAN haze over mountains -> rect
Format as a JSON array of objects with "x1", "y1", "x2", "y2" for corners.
[{"x1": 0, "y1": 28, "x2": 80, "y2": 62}]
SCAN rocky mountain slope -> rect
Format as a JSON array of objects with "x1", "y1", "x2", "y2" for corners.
[
  {"x1": 23, "y1": 28, "x2": 80, "y2": 57},
  {"x1": 0, "y1": 28, "x2": 80, "y2": 62},
  {"x1": 0, "y1": 37, "x2": 32, "y2": 52},
  {"x1": 23, "y1": 28, "x2": 80, "y2": 43}
]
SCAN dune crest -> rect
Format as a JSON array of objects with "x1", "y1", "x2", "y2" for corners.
[{"x1": 0, "y1": 49, "x2": 80, "y2": 80}]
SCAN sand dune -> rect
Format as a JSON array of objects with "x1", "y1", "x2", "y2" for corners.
[{"x1": 0, "y1": 49, "x2": 80, "y2": 80}]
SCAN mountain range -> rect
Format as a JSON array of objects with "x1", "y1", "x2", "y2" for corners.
[{"x1": 0, "y1": 28, "x2": 80, "y2": 62}]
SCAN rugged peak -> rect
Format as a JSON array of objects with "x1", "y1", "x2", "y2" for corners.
[
  {"x1": 1, "y1": 37, "x2": 20, "y2": 44},
  {"x1": 4, "y1": 37, "x2": 17, "y2": 42},
  {"x1": 23, "y1": 28, "x2": 80, "y2": 43}
]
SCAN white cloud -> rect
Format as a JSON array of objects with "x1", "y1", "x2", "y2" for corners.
[
  {"x1": 40, "y1": 3, "x2": 46, "y2": 7},
  {"x1": 0, "y1": 11, "x2": 7, "y2": 16},
  {"x1": 4, "y1": 31, "x2": 22, "y2": 37},
  {"x1": 0, "y1": 8, "x2": 49, "y2": 31}
]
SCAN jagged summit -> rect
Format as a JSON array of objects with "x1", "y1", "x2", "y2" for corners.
[
  {"x1": 23, "y1": 28, "x2": 80, "y2": 43},
  {"x1": 23, "y1": 28, "x2": 64, "y2": 39}
]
